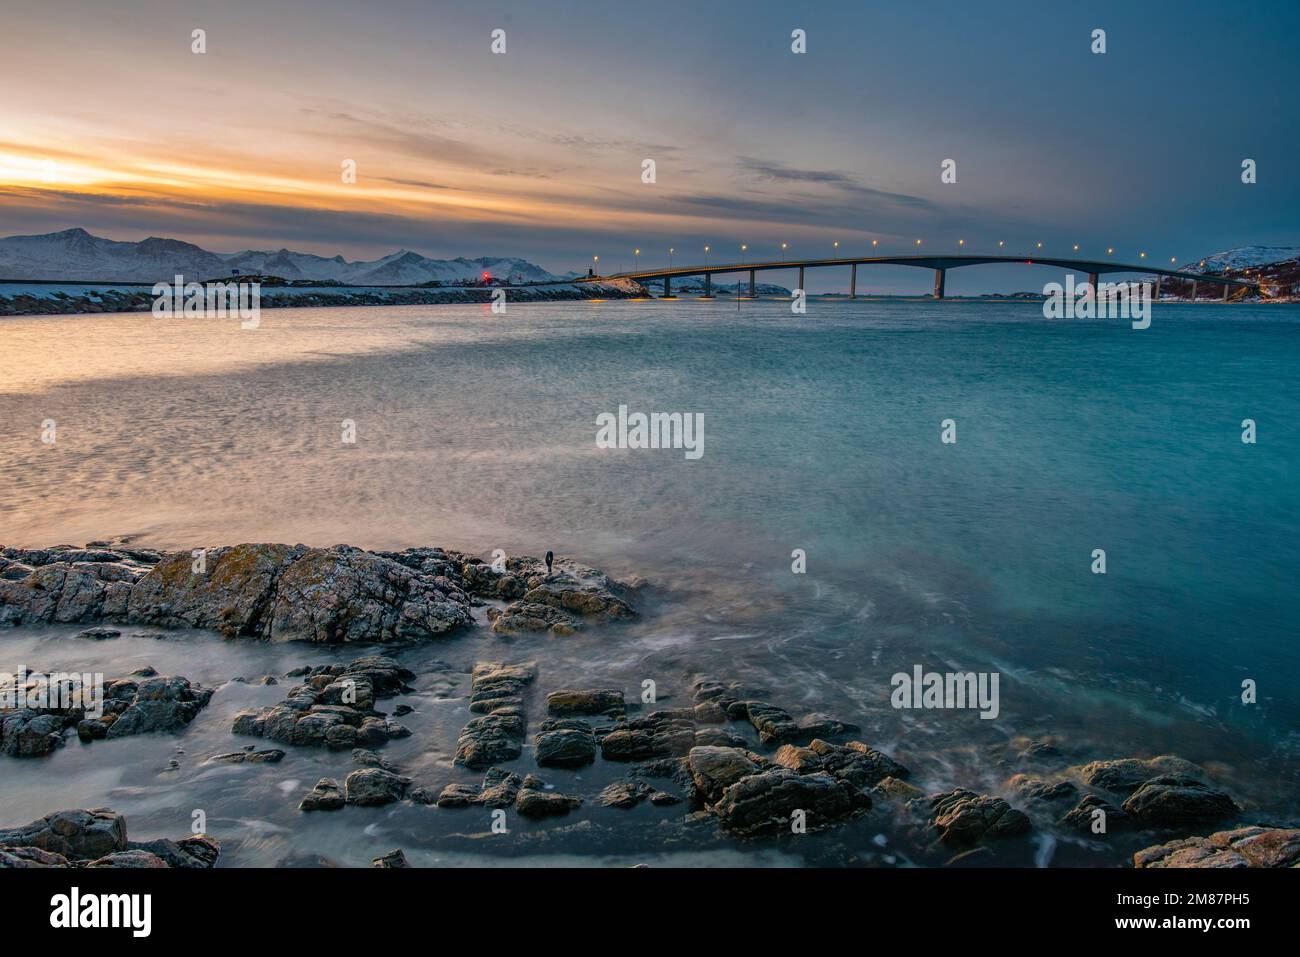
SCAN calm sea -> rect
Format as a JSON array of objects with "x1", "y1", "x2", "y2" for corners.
[{"x1": 1, "y1": 298, "x2": 1297, "y2": 865}]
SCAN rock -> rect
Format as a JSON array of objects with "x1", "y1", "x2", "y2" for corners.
[
  {"x1": 488, "y1": 575, "x2": 636, "y2": 636},
  {"x1": 0, "y1": 711, "x2": 66, "y2": 756},
  {"x1": 105, "y1": 675, "x2": 214, "y2": 738},
  {"x1": 372, "y1": 849, "x2": 409, "y2": 868},
  {"x1": 467, "y1": 660, "x2": 536, "y2": 714},
  {"x1": 1120, "y1": 776, "x2": 1239, "y2": 826},
  {"x1": 534, "y1": 721, "x2": 597, "y2": 768},
  {"x1": 0, "y1": 808, "x2": 127, "y2": 859},
  {"x1": 267, "y1": 547, "x2": 472, "y2": 642},
  {"x1": 127, "y1": 836, "x2": 220, "y2": 868},
  {"x1": 351, "y1": 748, "x2": 395, "y2": 770},
  {"x1": 796, "y1": 713, "x2": 861, "y2": 738},
  {"x1": 126, "y1": 543, "x2": 303, "y2": 636},
  {"x1": 693, "y1": 701, "x2": 727, "y2": 724},
  {"x1": 436, "y1": 783, "x2": 479, "y2": 808},
  {"x1": 85, "y1": 850, "x2": 169, "y2": 868},
  {"x1": 773, "y1": 744, "x2": 824, "y2": 774},
  {"x1": 1134, "y1": 827, "x2": 1300, "y2": 869},
  {"x1": 455, "y1": 709, "x2": 526, "y2": 768},
  {"x1": 205, "y1": 749, "x2": 285, "y2": 765},
  {"x1": 546, "y1": 689, "x2": 625, "y2": 717},
  {"x1": 299, "y1": 778, "x2": 345, "y2": 811},
  {"x1": 743, "y1": 701, "x2": 800, "y2": 745},
  {"x1": 1074, "y1": 756, "x2": 1207, "y2": 796},
  {"x1": 233, "y1": 656, "x2": 412, "y2": 751},
  {"x1": 807, "y1": 739, "x2": 909, "y2": 789},
  {"x1": 1006, "y1": 773, "x2": 1078, "y2": 807},
  {"x1": 713, "y1": 769, "x2": 862, "y2": 836},
  {"x1": 687, "y1": 746, "x2": 763, "y2": 803},
  {"x1": 600, "y1": 711, "x2": 696, "y2": 762},
  {"x1": 515, "y1": 788, "x2": 582, "y2": 818},
  {"x1": 873, "y1": 776, "x2": 926, "y2": 803},
  {"x1": 909, "y1": 789, "x2": 1031, "y2": 847},
  {"x1": 477, "y1": 768, "x2": 524, "y2": 808},
  {"x1": 487, "y1": 602, "x2": 581, "y2": 636},
  {"x1": 599, "y1": 781, "x2": 652, "y2": 809},
  {"x1": 1059, "y1": 794, "x2": 1130, "y2": 832},
  {"x1": 693, "y1": 727, "x2": 748, "y2": 748},
  {"x1": 75, "y1": 627, "x2": 120, "y2": 640},
  {"x1": 649, "y1": 790, "x2": 682, "y2": 806},
  {"x1": 344, "y1": 768, "x2": 411, "y2": 806},
  {"x1": 0, "y1": 845, "x2": 70, "y2": 867}
]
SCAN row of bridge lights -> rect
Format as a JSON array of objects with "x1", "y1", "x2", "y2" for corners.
[{"x1": 614, "y1": 243, "x2": 1182, "y2": 271}]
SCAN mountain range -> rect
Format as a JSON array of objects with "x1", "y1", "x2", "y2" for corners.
[{"x1": 0, "y1": 228, "x2": 562, "y2": 284}]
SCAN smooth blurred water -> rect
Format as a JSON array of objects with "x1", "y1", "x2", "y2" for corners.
[{"x1": 1, "y1": 298, "x2": 1297, "y2": 865}]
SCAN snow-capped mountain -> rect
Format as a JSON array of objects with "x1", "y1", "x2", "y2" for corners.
[
  {"x1": 1183, "y1": 246, "x2": 1300, "y2": 274},
  {"x1": 0, "y1": 228, "x2": 561, "y2": 284},
  {"x1": 0, "y1": 228, "x2": 228, "y2": 282}
]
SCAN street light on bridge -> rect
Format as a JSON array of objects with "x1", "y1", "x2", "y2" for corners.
[
  {"x1": 1073, "y1": 244, "x2": 1080, "y2": 252},
  {"x1": 833, "y1": 240, "x2": 840, "y2": 255},
  {"x1": 871, "y1": 239, "x2": 878, "y2": 250},
  {"x1": 958, "y1": 239, "x2": 965, "y2": 247},
  {"x1": 781, "y1": 242, "x2": 788, "y2": 261},
  {"x1": 998, "y1": 240, "x2": 1005, "y2": 249},
  {"x1": 669, "y1": 247, "x2": 674, "y2": 268},
  {"x1": 1107, "y1": 247, "x2": 1114, "y2": 255},
  {"x1": 741, "y1": 243, "x2": 747, "y2": 264},
  {"x1": 634, "y1": 248, "x2": 640, "y2": 270},
  {"x1": 704, "y1": 245, "x2": 710, "y2": 265},
  {"x1": 915, "y1": 239, "x2": 922, "y2": 247}
]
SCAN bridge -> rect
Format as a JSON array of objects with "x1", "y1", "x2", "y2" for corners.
[{"x1": 596, "y1": 254, "x2": 1257, "y2": 301}]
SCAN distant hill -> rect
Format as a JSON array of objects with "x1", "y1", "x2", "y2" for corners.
[
  {"x1": 1167, "y1": 245, "x2": 1300, "y2": 300},
  {"x1": 0, "y1": 228, "x2": 560, "y2": 284}
]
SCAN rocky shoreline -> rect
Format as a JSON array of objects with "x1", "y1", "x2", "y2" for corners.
[
  {"x1": 2, "y1": 541, "x2": 1297, "y2": 869},
  {"x1": 0, "y1": 279, "x2": 648, "y2": 316}
]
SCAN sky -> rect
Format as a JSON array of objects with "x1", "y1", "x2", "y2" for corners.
[{"x1": 1, "y1": 0, "x2": 1297, "y2": 291}]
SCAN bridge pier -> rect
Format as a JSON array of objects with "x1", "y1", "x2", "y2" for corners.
[
  {"x1": 933, "y1": 268, "x2": 946, "y2": 299},
  {"x1": 1190, "y1": 280, "x2": 1198, "y2": 301},
  {"x1": 702, "y1": 273, "x2": 713, "y2": 298},
  {"x1": 748, "y1": 270, "x2": 756, "y2": 298},
  {"x1": 797, "y1": 266, "x2": 805, "y2": 295},
  {"x1": 1223, "y1": 283, "x2": 1230, "y2": 302},
  {"x1": 1154, "y1": 275, "x2": 1162, "y2": 300},
  {"x1": 662, "y1": 276, "x2": 675, "y2": 299},
  {"x1": 850, "y1": 263, "x2": 857, "y2": 299}
]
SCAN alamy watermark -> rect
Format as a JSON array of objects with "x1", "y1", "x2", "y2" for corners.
[
  {"x1": 595, "y1": 405, "x2": 704, "y2": 459},
  {"x1": 890, "y1": 665, "x2": 1000, "y2": 720},
  {"x1": 1, "y1": 667, "x2": 104, "y2": 719},
  {"x1": 1043, "y1": 274, "x2": 1151, "y2": 329},
  {"x1": 152, "y1": 275, "x2": 261, "y2": 329}
]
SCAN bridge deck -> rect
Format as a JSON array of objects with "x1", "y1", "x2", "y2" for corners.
[{"x1": 601, "y1": 254, "x2": 1253, "y2": 288}]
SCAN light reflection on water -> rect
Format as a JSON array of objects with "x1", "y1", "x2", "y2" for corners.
[{"x1": 1, "y1": 299, "x2": 1298, "y2": 865}]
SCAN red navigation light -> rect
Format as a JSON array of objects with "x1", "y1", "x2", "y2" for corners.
[{"x1": 482, "y1": 271, "x2": 491, "y2": 281}]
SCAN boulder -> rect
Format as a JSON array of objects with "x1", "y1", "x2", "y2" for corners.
[
  {"x1": 0, "y1": 808, "x2": 127, "y2": 858},
  {"x1": 687, "y1": 746, "x2": 763, "y2": 803},
  {"x1": 1120, "y1": 776, "x2": 1239, "y2": 826},
  {"x1": 546, "y1": 689, "x2": 625, "y2": 717},
  {"x1": 515, "y1": 788, "x2": 582, "y2": 818},
  {"x1": 534, "y1": 720, "x2": 597, "y2": 768},
  {"x1": 1073, "y1": 756, "x2": 1207, "y2": 796},
  {"x1": 910, "y1": 788, "x2": 1031, "y2": 847},
  {"x1": 344, "y1": 768, "x2": 411, "y2": 806},
  {"x1": 713, "y1": 769, "x2": 862, "y2": 836},
  {"x1": 298, "y1": 778, "x2": 345, "y2": 811},
  {"x1": 1134, "y1": 827, "x2": 1300, "y2": 869}
]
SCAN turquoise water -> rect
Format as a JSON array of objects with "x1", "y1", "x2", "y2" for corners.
[{"x1": 1, "y1": 298, "x2": 1297, "y2": 864}]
